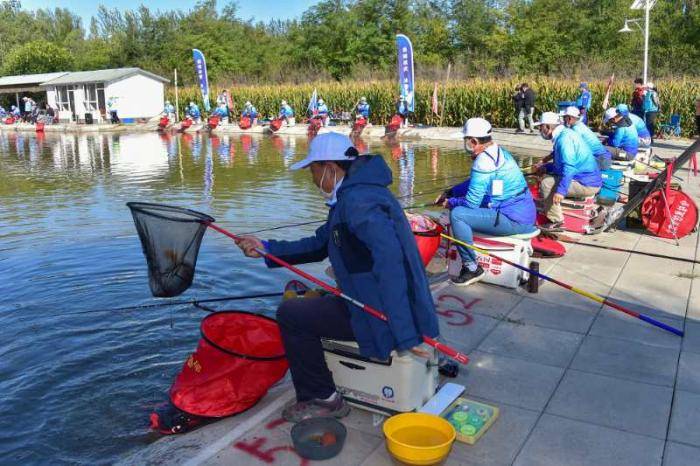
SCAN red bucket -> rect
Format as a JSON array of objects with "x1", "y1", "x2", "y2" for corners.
[
  {"x1": 386, "y1": 114, "x2": 402, "y2": 134},
  {"x1": 5, "y1": 117, "x2": 15, "y2": 125},
  {"x1": 35, "y1": 122, "x2": 45, "y2": 132},
  {"x1": 207, "y1": 115, "x2": 220, "y2": 130},
  {"x1": 159, "y1": 116, "x2": 169, "y2": 128},
  {"x1": 180, "y1": 118, "x2": 193, "y2": 130},
  {"x1": 169, "y1": 311, "x2": 288, "y2": 418},
  {"x1": 239, "y1": 116, "x2": 252, "y2": 130},
  {"x1": 269, "y1": 118, "x2": 283, "y2": 132},
  {"x1": 407, "y1": 213, "x2": 443, "y2": 267}
]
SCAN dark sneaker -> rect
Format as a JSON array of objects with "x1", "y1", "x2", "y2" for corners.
[
  {"x1": 451, "y1": 265, "x2": 485, "y2": 286},
  {"x1": 515, "y1": 129, "x2": 525, "y2": 133},
  {"x1": 539, "y1": 221, "x2": 564, "y2": 232},
  {"x1": 282, "y1": 393, "x2": 351, "y2": 423}
]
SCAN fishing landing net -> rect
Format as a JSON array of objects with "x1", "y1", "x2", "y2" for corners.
[{"x1": 127, "y1": 202, "x2": 215, "y2": 297}]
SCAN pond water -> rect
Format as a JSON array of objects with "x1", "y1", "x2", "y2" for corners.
[{"x1": 0, "y1": 130, "x2": 539, "y2": 464}]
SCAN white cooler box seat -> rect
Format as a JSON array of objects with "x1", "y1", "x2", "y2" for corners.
[
  {"x1": 447, "y1": 230, "x2": 538, "y2": 289},
  {"x1": 322, "y1": 339, "x2": 438, "y2": 416}
]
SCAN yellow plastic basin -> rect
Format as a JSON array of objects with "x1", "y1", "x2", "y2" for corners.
[{"x1": 383, "y1": 412, "x2": 456, "y2": 465}]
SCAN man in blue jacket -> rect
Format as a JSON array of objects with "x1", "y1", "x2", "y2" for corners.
[
  {"x1": 242, "y1": 101, "x2": 258, "y2": 125},
  {"x1": 317, "y1": 98, "x2": 329, "y2": 126},
  {"x1": 535, "y1": 112, "x2": 602, "y2": 231},
  {"x1": 575, "y1": 82, "x2": 592, "y2": 125},
  {"x1": 603, "y1": 107, "x2": 639, "y2": 160},
  {"x1": 186, "y1": 102, "x2": 201, "y2": 123},
  {"x1": 356, "y1": 96, "x2": 370, "y2": 120},
  {"x1": 437, "y1": 118, "x2": 537, "y2": 285},
  {"x1": 278, "y1": 100, "x2": 295, "y2": 126},
  {"x1": 235, "y1": 133, "x2": 439, "y2": 423},
  {"x1": 562, "y1": 106, "x2": 612, "y2": 170},
  {"x1": 616, "y1": 104, "x2": 651, "y2": 147}
]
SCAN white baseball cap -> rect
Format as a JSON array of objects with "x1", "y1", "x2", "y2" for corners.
[
  {"x1": 646, "y1": 82, "x2": 655, "y2": 89},
  {"x1": 290, "y1": 132, "x2": 357, "y2": 170},
  {"x1": 563, "y1": 106, "x2": 580, "y2": 118},
  {"x1": 603, "y1": 107, "x2": 618, "y2": 124},
  {"x1": 534, "y1": 112, "x2": 561, "y2": 126},
  {"x1": 462, "y1": 118, "x2": 492, "y2": 138}
]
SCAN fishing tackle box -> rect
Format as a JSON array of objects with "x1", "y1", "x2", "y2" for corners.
[{"x1": 321, "y1": 340, "x2": 438, "y2": 416}]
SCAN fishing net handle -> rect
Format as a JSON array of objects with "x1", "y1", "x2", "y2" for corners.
[{"x1": 205, "y1": 222, "x2": 470, "y2": 365}]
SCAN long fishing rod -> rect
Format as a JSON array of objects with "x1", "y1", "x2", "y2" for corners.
[
  {"x1": 206, "y1": 222, "x2": 469, "y2": 364},
  {"x1": 554, "y1": 233, "x2": 700, "y2": 265},
  {"x1": 441, "y1": 232, "x2": 684, "y2": 337}
]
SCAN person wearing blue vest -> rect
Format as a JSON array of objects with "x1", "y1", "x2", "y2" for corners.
[
  {"x1": 242, "y1": 101, "x2": 258, "y2": 125},
  {"x1": 575, "y1": 82, "x2": 592, "y2": 125},
  {"x1": 643, "y1": 82, "x2": 660, "y2": 140},
  {"x1": 617, "y1": 103, "x2": 651, "y2": 147},
  {"x1": 436, "y1": 118, "x2": 537, "y2": 285},
  {"x1": 562, "y1": 106, "x2": 612, "y2": 170},
  {"x1": 316, "y1": 98, "x2": 329, "y2": 126},
  {"x1": 396, "y1": 96, "x2": 409, "y2": 127},
  {"x1": 186, "y1": 102, "x2": 201, "y2": 122},
  {"x1": 356, "y1": 96, "x2": 370, "y2": 120},
  {"x1": 163, "y1": 101, "x2": 175, "y2": 120},
  {"x1": 535, "y1": 112, "x2": 602, "y2": 231},
  {"x1": 235, "y1": 133, "x2": 439, "y2": 423},
  {"x1": 278, "y1": 100, "x2": 295, "y2": 126},
  {"x1": 603, "y1": 107, "x2": 639, "y2": 160}
]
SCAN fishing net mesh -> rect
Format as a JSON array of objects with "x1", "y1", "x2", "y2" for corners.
[{"x1": 127, "y1": 202, "x2": 215, "y2": 297}]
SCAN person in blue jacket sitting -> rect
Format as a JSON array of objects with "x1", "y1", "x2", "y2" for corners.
[
  {"x1": 616, "y1": 103, "x2": 651, "y2": 147},
  {"x1": 436, "y1": 118, "x2": 537, "y2": 286},
  {"x1": 562, "y1": 106, "x2": 612, "y2": 170},
  {"x1": 213, "y1": 102, "x2": 229, "y2": 122},
  {"x1": 235, "y1": 133, "x2": 439, "y2": 423},
  {"x1": 396, "y1": 95, "x2": 409, "y2": 127},
  {"x1": 163, "y1": 101, "x2": 176, "y2": 120},
  {"x1": 186, "y1": 102, "x2": 201, "y2": 123},
  {"x1": 316, "y1": 98, "x2": 329, "y2": 127},
  {"x1": 242, "y1": 101, "x2": 258, "y2": 125},
  {"x1": 535, "y1": 111, "x2": 602, "y2": 231},
  {"x1": 575, "y1": 82, "x2": 592, "y2": 125},
  {"x1": 603, "y1": 107, "x2": 639, "y2": 160},
  {"x1": 356, "y1": 96, "x2": 370, "y2": 121},
  {"x1": 278, "y1": 100, "x2": 295, "y2": 126}
]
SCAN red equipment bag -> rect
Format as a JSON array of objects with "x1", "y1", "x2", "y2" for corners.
[
  {"x1": 385, "y1": 114, "x2": 402, "y2": 134},
  {"x1": 159, "y1": 116, "x2": 169, "y2": 129},
  {"x1": 406, "y1": 213, "x2": 443, "y2": 266},
  {"x1": 35, "y1": 122, "x2": 45, "y2": 132},
  {"x1": 239, "y1": 116, "x2": 252, "y2": 130},
  {"x1": 531, "y1": 236, "x2": 566, "y2": 258},
  {"x1": 5, "y1": 117, "x2": 14, "y2": 125},
  {"x1": 169, "y1": 311, "x2": 288, "y2": 418},
  {"x1": 269, "y1": 118, "x2": 283, "y2": 132},
  {"x1": 641, "y1": 160, "x2": 699, "y2": 239},
  {"x1": 180, "y1": 118, "x2": 193, "y2": 130},
  {"x1": 207, "y1": 115, "x2": 220, "y2": 130}
]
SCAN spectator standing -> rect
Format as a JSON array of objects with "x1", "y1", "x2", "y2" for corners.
[
  {"x1": 512, "y1": 85, "x2": 524, "y2": 132},
  {"x1": 520, "y1": 83, "x2": 536, "y2": 133},
  {"x1": 643, "y1": 82, "x2": 660, "y2": 140},
  {"x1": 630, "y1": 78, "x2": 645, "y2": 118}
]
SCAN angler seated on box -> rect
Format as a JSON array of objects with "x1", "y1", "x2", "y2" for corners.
[
  {"x1": 278, "y1": 100, "x2": 295, "y2": 126},
  {"x1": 562, "y1": 106, "x2": 612, "y2": 170},
  {"x1": 616, "y1": 103, "x2": 651, "y2": 148},
  {"x1": 534, "y1": 112, "x2": 602, "y2": 232},
  {"x1": 242, "y1": 101, "x2": 258, "y2": 126},
  {"x1": 602, "y1": 107, "x2": 639, "y2": 161},
  {"x1": 234, "y1": 133, "x2": 439, "y2": 424},
  {"x1": 436, "y1": 118, "x2": 537, "y2": 287}
]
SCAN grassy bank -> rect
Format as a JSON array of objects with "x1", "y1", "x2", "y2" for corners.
[{"x1": 167, "y1": 78, "x2": 700, "y2": 136}]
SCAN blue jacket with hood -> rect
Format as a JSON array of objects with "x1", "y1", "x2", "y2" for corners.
[
  {"x1": 607, "y1": 116, "x2": 639, "y2": 155},
  {"x1": 628, "y1": 113, "x2": 651, "y2": 139},
  {"x1": 570, "y1": 121, "x2": 612, "y2": 166},
  {"x1": 546, "y1": 126, "x2": 602, "y2": 195},
  {"x1": 264, "y1": 155, "x2": 439, "y2": 360},
  {"x1": 446, "y1": 144, "x2": 536, "y2": 226}
]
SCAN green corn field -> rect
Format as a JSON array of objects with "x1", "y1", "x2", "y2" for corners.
[{"x1": 168, "y1": 78, "x2": 700, "y2": 137}]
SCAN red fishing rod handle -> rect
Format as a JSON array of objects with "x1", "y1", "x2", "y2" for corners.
[{"x1": 206, "y1": 222, "x2": 469, "y2": 364}]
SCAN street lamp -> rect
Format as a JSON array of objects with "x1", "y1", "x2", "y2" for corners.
[{"x1": 619, "y1": 0, "x2": 655, "y2": 84}]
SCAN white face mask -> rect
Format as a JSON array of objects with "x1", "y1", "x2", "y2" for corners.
[{"x1": 318, "y1": 166, "x2": 338, "y2": 200}]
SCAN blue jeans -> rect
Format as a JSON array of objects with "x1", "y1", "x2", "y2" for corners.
[{"x1": 450, "y1": 207, "x2": 536, "y2": 266}]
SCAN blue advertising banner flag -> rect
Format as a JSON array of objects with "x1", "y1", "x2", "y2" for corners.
[
  {"x1": 192, "y1": 49, "x2": 211, "y2": 112},
  {"x1": 396, "y1": 34, "x2": 415, "y2": 113}
]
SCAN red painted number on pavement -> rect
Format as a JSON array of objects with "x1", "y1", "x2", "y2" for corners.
[{"x1": 435, "y1": 294, "x2": 480, "y2": 326}]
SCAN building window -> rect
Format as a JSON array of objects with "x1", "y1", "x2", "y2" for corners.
[
  {"x1": 83, "y1": 83, "x2": 104, "y2": 113},
  {"x1": 55, "y1": 86, "x2": 71, "y2": 112}
]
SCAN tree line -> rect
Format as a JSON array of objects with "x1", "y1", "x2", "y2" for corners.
[{"x1": 0, "y1": 0, "x2": 698, "y2": 84}]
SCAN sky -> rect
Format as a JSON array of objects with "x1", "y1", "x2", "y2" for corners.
[{"x1": 19, "y1": 0, "x2": 319, "y2": 25}]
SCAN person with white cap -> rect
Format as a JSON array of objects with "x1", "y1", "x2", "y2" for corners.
[
  {"x1": 535, "y1": 111, "x2": 602, "y2": 231},
  {"x1": 186, "y1": 101, "x2": 201, "y2": 123},
  {"x1": 562, "y1": 106, "x2": 612, "y2": 170},
  {"x1": 436, "y1": 118, "x2": 537, "y2": 285},
  {"x1": 602, "y1": 107, "x2": 638, "y2": 160},
  {"x1": 278, "y1": 100, "x2": 295, "y2": 126},
  {"x1": 617, "y1": 103, "x2": 651, "y2": 147},
  {"x1": 355, "y1": 96, "x2": 370, "y2": 121},
  {"x1": 316, "y1": 98, "x2": 329, "y2": 126},
  {"x1": 163, "y1": 100, "x2": 176, "y2": 120},
  {"x1": 235, "y1": 132, "x2": 439, "y2": 423},
  {"x1": 242, "y1": 101, "x2": 258, "y2": 126}
]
